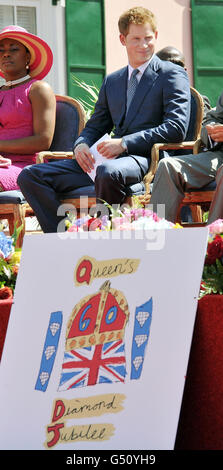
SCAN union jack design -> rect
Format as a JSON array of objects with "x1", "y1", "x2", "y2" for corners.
[{"x1": 58, "y1": 340, "x2": 126, "y2": 390}]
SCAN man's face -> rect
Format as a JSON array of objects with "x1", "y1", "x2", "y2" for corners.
[{"x1": 120, "y1": 23, "x2": 158, "y2": 68}]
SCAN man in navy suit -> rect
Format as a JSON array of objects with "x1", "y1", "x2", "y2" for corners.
[{"x1": 18, "y1": 6, "x2": 190, "y2": 233}]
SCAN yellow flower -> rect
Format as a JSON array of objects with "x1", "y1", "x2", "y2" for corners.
[{"x1": 8, "y1": 250, "x2": 22, "y2": 265}]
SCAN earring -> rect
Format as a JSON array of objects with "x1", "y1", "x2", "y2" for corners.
[{"x1": 26, "y1": 63, "x2": 29, "y2": 70}]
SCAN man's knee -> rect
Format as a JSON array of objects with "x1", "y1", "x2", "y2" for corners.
[
  {"x1": 95, "y1": 161, "x2": 120, "y2": 184},
  {"x1": 156, "y1": 157, "x2": 175, "y2": 176},
  {"x1": 17, "y1": 165, "x2": 34, "y2": 188}
]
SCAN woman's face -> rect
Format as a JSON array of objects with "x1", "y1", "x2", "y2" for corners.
[{"x1": 0, "y1": 38, "x2": 30, "y2": 78}]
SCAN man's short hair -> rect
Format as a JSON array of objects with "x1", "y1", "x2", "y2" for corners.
[
  {"x1": 118, "y1": 7, "x2": 157, "y2": 36},
  {"x1": 156, "y1": 46, "x2": 185, "y2": 68}
]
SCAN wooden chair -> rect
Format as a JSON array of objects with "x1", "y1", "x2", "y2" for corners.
[
  {"x1": 179, "y1": 139, "x2": 216, "y2": 224},
  {"x1": 141, "y1": 86, "x2": 205, "y2": 221},
  {"x1": 0, "y1": 95, "x2": 86, "y2": 246}
]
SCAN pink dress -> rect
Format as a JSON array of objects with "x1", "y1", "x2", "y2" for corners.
[{"x1": 0, "y1": 79, "x2": 37, "y2": 191}]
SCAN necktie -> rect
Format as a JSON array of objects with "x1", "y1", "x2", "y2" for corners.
[{"x1": 126, "y1": 68, "x2": 139, "y2": 112}]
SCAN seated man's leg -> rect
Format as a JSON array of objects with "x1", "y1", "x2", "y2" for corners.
[
  {"x1": 208, "y1": 163, "x2": 223, "y2": 223},
  {"x1": 150, "y1": 151, "x2": 223, "y2": 223},
  {"x1": 95, "y1": 155, "x2": 149, "y2": 205},
  {"x1": 17, "y1": 159, "x2": 93, "y2": 233}
]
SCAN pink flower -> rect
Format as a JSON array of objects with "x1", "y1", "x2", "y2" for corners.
[
  {"x1": 67, "y1": 225, "x2": 78, "y2": 232},
  {"x1": 143, "y1": 209, "x2": 161, "y2": 221},
  {"x1": 112, "y1": 217, "x2": 129, "y2": 229},
  {"x1": 208, "y1": 219, "x2": 223, "y2": 235}
]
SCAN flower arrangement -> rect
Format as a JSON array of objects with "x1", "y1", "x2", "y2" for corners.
[
  {"x1": 200, "y1": 219, "x2": 223, "y2": 297},
  {"x1": 66, "y1": 205, "x2": 182, "y2": 232},
  {"x1": 0, "y1": 225, "x2": 22, "y2": 300}
]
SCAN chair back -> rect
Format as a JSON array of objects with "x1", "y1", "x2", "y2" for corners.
[
  {"x1": 49, "y1": 95, "x2": 86, "y2": 152},
  {"x1": 186, "y1": 87, "x2": 204, "y2": 141}
]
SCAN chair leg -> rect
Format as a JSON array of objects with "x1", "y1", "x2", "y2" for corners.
[
  {"x1": 190, "y1": 205, "x2": 203, "y2": 223},
  {"x1": 8, "y1": 215, "x2": 15, "y2": 235},
  {"x1": 176, "y1": 206, "x2": 182, "y2": 224},
  {"x1": 177, "y1": 204, "x2": 203, "y2": 224}
]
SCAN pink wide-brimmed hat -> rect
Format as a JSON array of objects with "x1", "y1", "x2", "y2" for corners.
[{"x1": 0, "y1": 25, "x2": 53, "y2": 80}]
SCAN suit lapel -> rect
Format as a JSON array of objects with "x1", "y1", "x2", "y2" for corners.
[
  {"x1": 122, "y1": 57, "x2": 160, "y2": 130},
  {"x1": 115, "y1": 67, "x2": 128, "y2": 129}
]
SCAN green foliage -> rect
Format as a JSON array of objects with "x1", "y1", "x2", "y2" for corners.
[
  {"x1": 0, "y1": 223, "x2": 23, "y2": 293},
  {"x1": 0, "y1": 256, "x2": 17, "y2": 290},
  {"x1": 11, "y1": 222, "x2": 23, "y2": 247},
  {"x1": 200, "y1": 259, "x2": 223, "y2": 298},
  {"x1": 203, "y1": 211, "x2": 209, "y2": 223},
  {"x1": 71, "y1": 75, "x2": 99, "y2": 120}
]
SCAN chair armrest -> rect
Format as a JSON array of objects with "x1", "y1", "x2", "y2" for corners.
[
  {"x1": 140, "y1": 141, "x2": 197, "y2": 202},
  {"x1": 146, "y1": 141, "x2": 195, "y2": 183},
  {"x1": 139, "y1": 139, "x2": 203, "y2": 205},
  {"x1": 193, "y1": 138, "x2": 204, "y2": 154},
  {"x1": 36, "y1": 151, "x2": 74, "y2": 164},
  {"x1": 151, "y1": 142, "x2": 197, "y2": 151}
]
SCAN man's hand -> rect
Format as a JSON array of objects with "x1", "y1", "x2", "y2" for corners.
[
  {"x1": 206, "y1": 123, "x2": 223, "y2": 142},
  {"x1": 97, "y1": 138, "x2": 125, "y2": 159},
  {"x1": 74, "y1": 143, "x2": 95, "y2": 173},
  {"x1": 0, "y1": 156, "x2": 11, "y2": 167}
]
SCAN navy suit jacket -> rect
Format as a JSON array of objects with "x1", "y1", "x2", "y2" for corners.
[{"x1": 75, "y1": 55, "x2": 191, "y2": 164}]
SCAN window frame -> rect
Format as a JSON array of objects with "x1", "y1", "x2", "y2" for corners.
[{"x1": 0, "y1": 0, "x2": 40, "y2": 35}]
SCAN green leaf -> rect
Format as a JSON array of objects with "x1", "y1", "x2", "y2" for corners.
[
  {"x1": 11, "y1": 222, "x2": 23, "y2": 247},
  {"x1": 203, "y1": 211, "x2": 209, "y2": 223},
  {"x1": 71, "y1": 75, "x2": 99, "y2": 118}
]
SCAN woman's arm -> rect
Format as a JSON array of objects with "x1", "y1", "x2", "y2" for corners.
[{"x1": 0, "y1": 80, "x2": 56, "y2": 154}]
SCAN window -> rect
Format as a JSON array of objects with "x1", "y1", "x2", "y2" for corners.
[{"x1": 0, "y1": 4, "x2": 36, "y2": 33}]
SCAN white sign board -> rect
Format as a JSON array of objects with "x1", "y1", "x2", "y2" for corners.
[{"x1": 0, "y1": 227, "x2": 208, "y2": 450}]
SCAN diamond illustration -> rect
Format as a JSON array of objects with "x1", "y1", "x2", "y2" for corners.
[
  {"x1": 50, "y1": 322, "x2": 60, "y2": 336},
  {"x1": 133, "y1": 356, "x2": 143, "y2": 371},
  {"x1": 45, "y1": 346, "x2": 56, "y2": 360},
  {"x1": 135, "y1": 334, "x2": 148, "y2": 348},
  {"x1": 136, "y1": 311, "x2": 150, "y2": 327},
  {"x1": 40, "y1": 372, "x2": 49, "y2": 386}
]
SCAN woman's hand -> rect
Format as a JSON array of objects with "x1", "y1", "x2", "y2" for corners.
[{"x1": 0, "y1": 156, "x2": 11, "y2": 167}]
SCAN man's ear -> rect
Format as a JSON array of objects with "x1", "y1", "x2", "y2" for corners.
[{"x1": 119, "y1": 33, "x2": 126, "y2": 46}]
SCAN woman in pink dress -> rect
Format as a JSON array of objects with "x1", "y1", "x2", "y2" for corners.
[{"x1": 0, "y1": 25, "x2": 56, "y2": 191}]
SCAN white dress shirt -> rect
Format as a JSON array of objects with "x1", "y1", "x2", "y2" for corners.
[{"x1": 128, "y1": 55, "x2": 155, "y2": 82}]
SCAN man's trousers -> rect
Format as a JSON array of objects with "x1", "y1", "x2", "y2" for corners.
[
  {"x1": 149, "y1": 150, "x2": 223, "y2": 224},
  {"x1": 17, "y1": 155, "x2": 149, "y2": 232}
]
